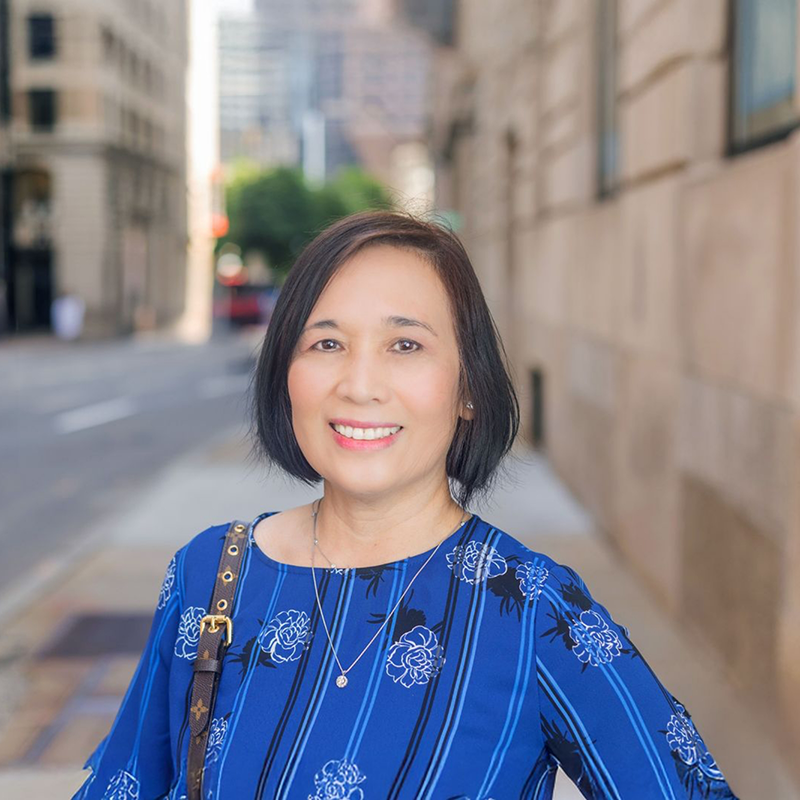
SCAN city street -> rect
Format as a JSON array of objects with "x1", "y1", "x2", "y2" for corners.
[
  {"x1": 0, "y1": 331, "x2": 262, "y2": 613},
  {"x1": 2, "y1": 0, "x2": 798, "y2": 795}
]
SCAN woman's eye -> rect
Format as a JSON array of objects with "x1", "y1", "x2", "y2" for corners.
[
  {"x1": 313, "y1": 339, "x2": 339, "y2": 352},
  {"x1": 393, "y1": 339, "x2": 421, "y2": 353},
  {"x1": 310, "y1": 339, "x2": 421, "y2": 353}
]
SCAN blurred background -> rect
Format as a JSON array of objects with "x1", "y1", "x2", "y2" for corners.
[{"x1": 0, "y1": 0, "x2": 799, "y2": 797}]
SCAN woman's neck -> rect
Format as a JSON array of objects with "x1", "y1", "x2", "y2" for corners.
[{"x1": 311, "y1": 489, "x2": 467, "y2": 567}]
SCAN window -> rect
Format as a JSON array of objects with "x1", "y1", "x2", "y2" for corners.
[
  {"x1": 130, "y1": 110, "x2": 139, "y2": 145},
  {"x1": 28, "y1": 14, "x2": 55, "y2": 59},
  {"x1": 28, "y1": 89, "x2": 56, "y2": 130},
  {"x1": 530, "y1": 368, "x2": 545, "y2": 449},
  {"x1": 729, "y1": 0, "x2": 799, "y2": 152},
  {"x1": 102, "y1": 26, "x2": 116, "y2": 63},
  {"x1": 130, "y1": 52, "x2": 140, "y2": 86},
  {"x1": 596, "y1": 0, "x2": 619, "y2": 197}
]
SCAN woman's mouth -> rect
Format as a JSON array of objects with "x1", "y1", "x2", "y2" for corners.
[{"x1": 329, "y1": 422, "x2": 403, "y2": 451}]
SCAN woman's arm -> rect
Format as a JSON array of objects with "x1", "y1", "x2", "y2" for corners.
[
  {"x1": 70, "y1": 548, "x2": 184, "y2": 799},
  {"x1": 533, "y1": 559, "x2": 740, "y2": 799}
]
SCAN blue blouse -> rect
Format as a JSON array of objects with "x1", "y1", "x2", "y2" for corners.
[{"x1": 71, "y1": 510, "x2": 740, "y2": 799}]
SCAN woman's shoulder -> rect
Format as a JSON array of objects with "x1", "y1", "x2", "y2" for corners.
[
  {"x1": 164, "y1": 517, "x2": 261, "y2": 603},
  {"x1": 477, "y1": 517, "x2": 560, "y2": 570},
  {"x1": 484, "y1": 522, "x2": 632, "y2": 638},
  {"x1": 177, "y1": 518, "x2": 252, "y2": 566},
  {"x1": 473, "y1": 516, "x2": 592, "y2": 593}
]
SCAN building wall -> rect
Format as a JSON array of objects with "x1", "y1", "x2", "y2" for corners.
[
  {"x1": 175, "y1": 0, "x2": 219, "y2": 344},
  {"x1": 6, "y1": 0, "x2": 188, "y2": 337},
  {"x1": 220, "y1": 0, "x2": 433, "y2": 192},
  {"x1": 0, "y1": 0, "x2": 10, "y2": 335},
  {"x1": 217, "y1": 14, "x2": 300, "y2": 167},
  {"x1": 432, "y1": 0, "x2": 800, "y2": 763}
]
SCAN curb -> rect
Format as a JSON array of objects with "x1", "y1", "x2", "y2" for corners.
[
  {"x1": 0, "y1": 524, "x2": 108, "y2": 624},
  {"x1": 0, "y1": 422, "x2": 252, "y2": 626}
]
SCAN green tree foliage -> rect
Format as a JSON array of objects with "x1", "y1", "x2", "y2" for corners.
[{"x1": 217, "y1": 163, "x2": 395, "y2": 278}]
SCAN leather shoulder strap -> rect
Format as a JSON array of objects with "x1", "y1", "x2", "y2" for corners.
[{"x1": 186, "y1": 519, "x2": 250, "y2": 800}]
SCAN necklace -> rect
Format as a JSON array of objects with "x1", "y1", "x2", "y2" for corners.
[
  {"x1": 309, "y1": 497, "x2": 470, "y2": 688},
  {"x1": 314, "y1": 537, "x2": 343, "y2": 570}
]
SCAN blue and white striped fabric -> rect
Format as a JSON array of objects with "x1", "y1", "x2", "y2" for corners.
[{"x1": 72, "y1": 510, "x2": 740, "y2": 799}]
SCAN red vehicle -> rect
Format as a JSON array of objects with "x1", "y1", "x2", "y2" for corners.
[{"x1": 213, "y1": 283, "x2": 277, "y2": 327}]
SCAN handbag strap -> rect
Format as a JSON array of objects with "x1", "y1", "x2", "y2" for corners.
[{"x1": 187, "y1": 519, "x2": 250, "y2": 800}]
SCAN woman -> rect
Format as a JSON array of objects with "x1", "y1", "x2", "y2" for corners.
[{"x1": 73, "y1": 210, "x2": 739, "y2": 799}]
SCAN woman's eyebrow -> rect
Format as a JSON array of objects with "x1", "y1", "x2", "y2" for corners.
[{"x1": 301, "y1": 316, "x2": 438, "y2": 337}]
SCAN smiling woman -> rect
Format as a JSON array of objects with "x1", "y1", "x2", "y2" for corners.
[
  {"x1": 72, "y1": 210, "x2": 740, "y2": 800},
  {"x1": 251, "y1": 210, "x2": 521, "y2": 520}
]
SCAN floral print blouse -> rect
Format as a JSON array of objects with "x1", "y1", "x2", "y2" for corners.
[{"x1": 71, "y1": 510, "x2": 740, "y2": 799}]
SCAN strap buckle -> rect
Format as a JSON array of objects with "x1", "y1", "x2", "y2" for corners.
[{"x1": 199, "y1": 614, "x2": 233, "y2": 645}]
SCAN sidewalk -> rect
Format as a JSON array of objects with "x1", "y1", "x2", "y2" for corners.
[{"x1": 0, "y1": 426, "x2": 796, "y2": 798}]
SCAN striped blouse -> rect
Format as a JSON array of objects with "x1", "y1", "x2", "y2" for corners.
[{"x1": 71, "y1": 510, "x2": 740, "y2": 799}]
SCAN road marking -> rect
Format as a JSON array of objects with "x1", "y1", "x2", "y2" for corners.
[{"x1": 54, "y1": 397, "x2": 137, "y2": 434}]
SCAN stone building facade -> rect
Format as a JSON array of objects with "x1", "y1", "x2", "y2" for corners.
[
  {"x1": 430, "y1": 0, "x2": 800, "y2": 768},
  {"x1": 4, "y1": 0, "x2": 189, "y2": 337},
  {"x1": 0, "y1": 0, "x2": 12, "y2": 334}
]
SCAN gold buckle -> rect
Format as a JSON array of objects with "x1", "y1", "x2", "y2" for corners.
[{"x1": 199, "y1": 614, "x2": 233, "y2": 645}]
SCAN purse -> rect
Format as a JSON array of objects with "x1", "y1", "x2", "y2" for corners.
[{"x1": 187, "y1": 519, "x2": 250, "y2": 800}]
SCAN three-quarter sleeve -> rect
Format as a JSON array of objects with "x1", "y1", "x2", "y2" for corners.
[
  {"x1": 533, "y1": 560, "x2": 740, "y2": 799},
  {"x1": 70, "y1": 548, "x2": 183, "y2": 800}
]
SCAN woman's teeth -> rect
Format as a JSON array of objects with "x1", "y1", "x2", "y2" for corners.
[{"x1": 332, "y1": 424, "x2": 402, "y2": 440}]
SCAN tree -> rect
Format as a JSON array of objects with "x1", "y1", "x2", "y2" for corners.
[{"x1": 217, "y1": 163, "x2": 395, "y2": 278}]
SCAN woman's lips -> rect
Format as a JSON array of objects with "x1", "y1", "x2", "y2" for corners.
[{"x1": 329, "y1": 423, "x2": 403, "y2": 451}]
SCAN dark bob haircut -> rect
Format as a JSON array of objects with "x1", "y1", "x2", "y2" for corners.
[{"x1": 248, "y1": 208, "x2": 521, "y2": 511}]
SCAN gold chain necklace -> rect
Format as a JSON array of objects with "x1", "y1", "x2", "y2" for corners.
[{"x1": 309, "y1": 497, "x2": 470, "y2": 688}]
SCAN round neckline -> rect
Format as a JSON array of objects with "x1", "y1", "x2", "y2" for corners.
[{"x1": 247, "y1": 509, "x2": 480, "y2": 575}]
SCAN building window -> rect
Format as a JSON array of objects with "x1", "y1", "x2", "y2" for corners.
[
  {"x1": 102, "y1": 26, "x2": 116, "y2": 63},
  {"x1": 596, "y1": 0, "x2": 619, "y2": 198},
  {"x1": 28, "y1": 89, "x2": 56, "y2": 130},
  {"x1": 130, "y1": 111, "x2": 140, "y2": 145},
  {"x1": 28, "y1": 14, "x2": 56, "y2": 59},
  {"x1": 530, "y1": 368, "x2": 545, "y2": 449},
  {"x1": 729, "y1": 0, "x2": 799, "y2": 153}
]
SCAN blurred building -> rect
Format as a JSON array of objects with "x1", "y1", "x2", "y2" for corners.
[
  {"x1": 2, "y1": 0, "x2": 189, "y2": 338},
  {"x1": 175, "y1": 0, "x2": 220, "y2": 344},
  {"x1": 0, "y1": 0, "x2": 11, "y2": 334},
  {"x1": 218, "y1": 0, "x2": 433, "y2": 202},
  {"x1": 217, "y1": 13, "x2": 300, "y2": 168},
  {"x1": 425, "y1": 0, "x2": 800, "y2": 769}
]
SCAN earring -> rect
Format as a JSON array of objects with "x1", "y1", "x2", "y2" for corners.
[{"x1": 466, "y1": 401, "x2": 473, "y2": 409}]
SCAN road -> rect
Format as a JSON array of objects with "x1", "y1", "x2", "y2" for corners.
[{"x1": 0, "y1": 331, "x2": 263, "y2": 598}]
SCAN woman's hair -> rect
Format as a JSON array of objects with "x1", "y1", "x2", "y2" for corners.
[{"x1": 247, "y1": 208, "x2": 521, "y2": 510}]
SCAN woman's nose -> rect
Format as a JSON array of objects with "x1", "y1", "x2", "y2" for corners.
[{"x1": 335, "y1": 348, "x2": 391, "y2": 401}]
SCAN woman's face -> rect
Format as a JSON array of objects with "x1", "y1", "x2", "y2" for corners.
[{"x1": 287, "y1": 244, "x2": 469, "y2": 500}]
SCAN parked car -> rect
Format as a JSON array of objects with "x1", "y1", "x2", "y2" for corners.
[{"x1": 213, "y1": 283, "x2": 278, "y2": 327}]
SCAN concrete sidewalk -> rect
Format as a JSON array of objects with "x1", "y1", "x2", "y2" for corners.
[{"x1": 0, "y1": 425, "x2": 796, "y2": 798}]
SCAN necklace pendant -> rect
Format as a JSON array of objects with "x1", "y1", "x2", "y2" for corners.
[{"x1": 335, "y1": 674, "x2": 348, "y2": 688}]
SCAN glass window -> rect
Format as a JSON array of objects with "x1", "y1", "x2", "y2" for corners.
[
  {"x1": 28, "y1": 14, "x2": 55, "y2": 59},
  {"x1": 596, "y1": 0, "x2": 619, "y2": 197},
  {"x1": 102, "y1": 27, "x2": 115, "y2": 63},
  {"x1": 730, "y1": 0, "x2": 798, "y2": 151},
  {"x1": 28, "y1": 89, "x2": 56, "y2": 131}
]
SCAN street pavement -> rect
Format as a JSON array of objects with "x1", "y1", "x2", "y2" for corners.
[
  {"x1": 0, "y1": 367, "x2": 797, "y2": 797},
  {"x1": 0, "y1": 328, "x2": 261, "y2": 613}
]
